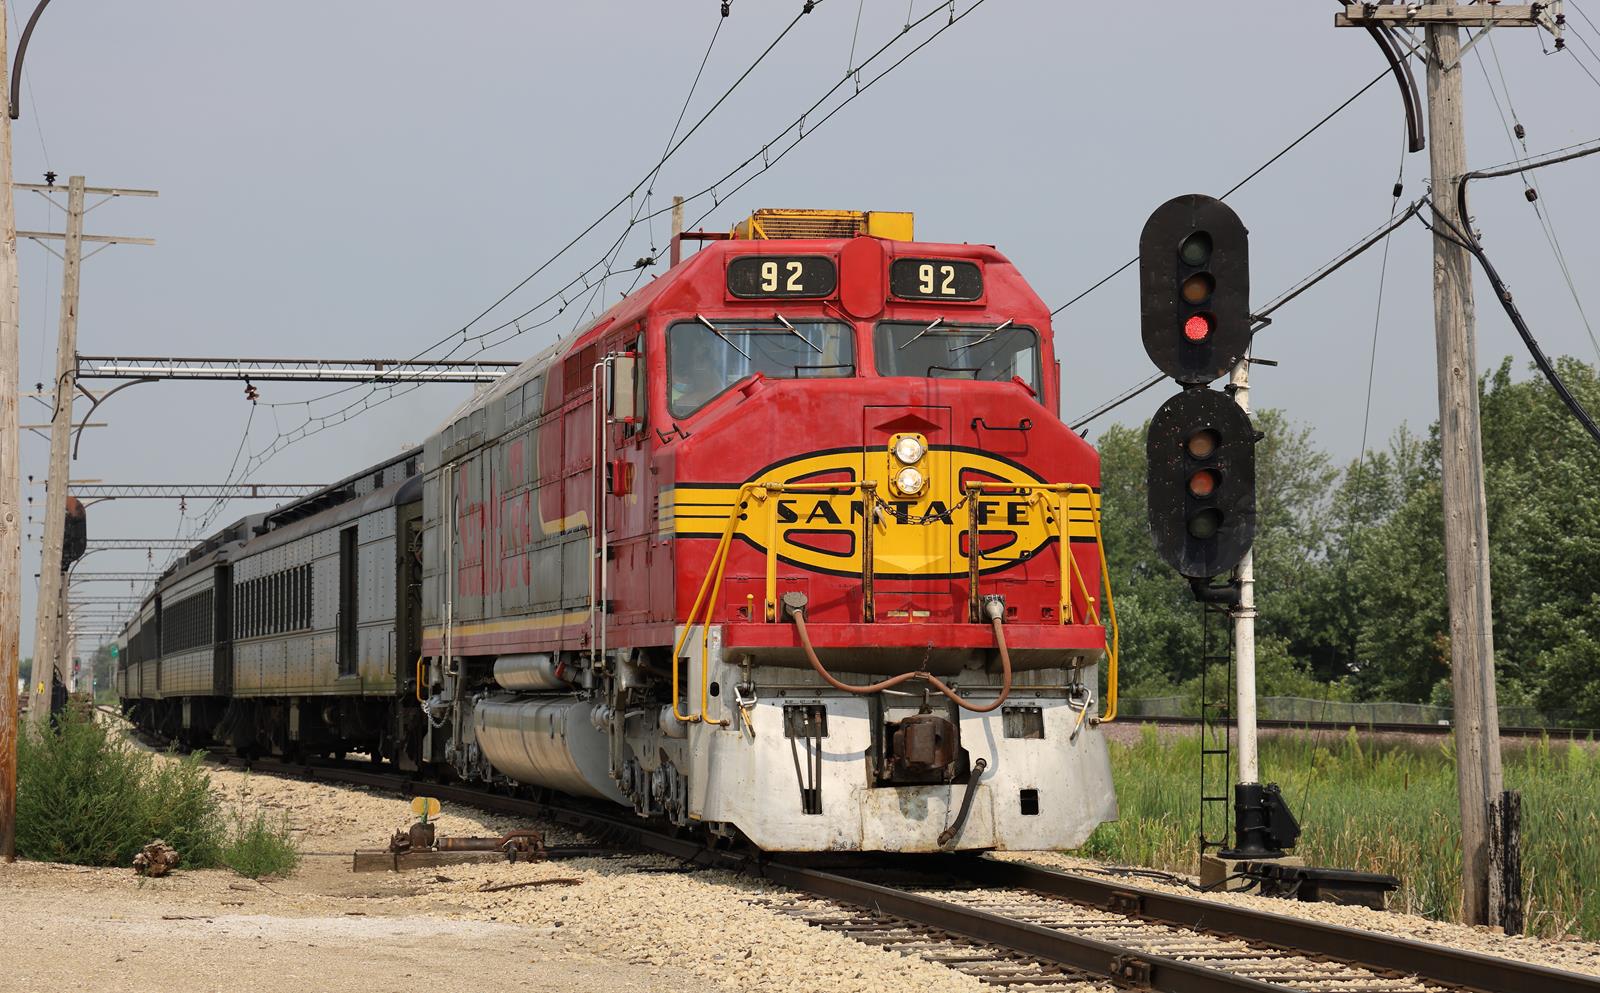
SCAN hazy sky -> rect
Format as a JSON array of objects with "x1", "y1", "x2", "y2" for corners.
[{"x1": 14, "y1": 1, "x2": 1600, "y2": 656}]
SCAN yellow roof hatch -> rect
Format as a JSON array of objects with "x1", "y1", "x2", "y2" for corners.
[{"x1": 732, "y1": 208, "x2": 913, "y2": 242}]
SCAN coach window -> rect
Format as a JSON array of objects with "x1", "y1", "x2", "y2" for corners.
[
  {"x1": 667, "y1": 318, "x2": 853, "y2": 419},
  {"x1": 873, "y1": 321, "x2": 1039, "y2": 389}
]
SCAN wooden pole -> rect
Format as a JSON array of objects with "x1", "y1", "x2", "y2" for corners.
[
  {"x1": 27, "y1": 175, "x2": 83, "y2": 723},
  {"x1": 1423, "y1": 10, "x2": 1505, "y2": 927},
  {"x1": 0, "y1": 0, "x2": 21, "y2": 861},
  {"x1": 1489, "y1": 791, "x2": 1524, "y2": 934},
  {"x1": 669, "y1": 195, "x2": 685, "y2": 266}
]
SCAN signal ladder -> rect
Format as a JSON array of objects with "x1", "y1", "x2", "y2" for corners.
[{"x1": 1198, "y1": 603, "x2": 1234, "y2": 853}]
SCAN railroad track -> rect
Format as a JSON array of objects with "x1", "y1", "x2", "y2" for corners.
[
  {"x1": 212, "y1": 751, "x2": 1598, "y2": 993},
  {"x1": 1118, "y1": 714, "x2": 1600, "y2": 740}
]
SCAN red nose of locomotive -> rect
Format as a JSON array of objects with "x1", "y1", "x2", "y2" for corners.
[{"x1": 663, "y1": 373, "x2": 1110, "y2": 678}]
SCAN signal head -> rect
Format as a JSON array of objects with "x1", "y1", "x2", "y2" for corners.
[
  {"x1": 1139, "y1": 194, "x2": 1250, "y2": 385},
  {"x1": 1146, "y1": 387, "x2": 1257, "y2": 578}
]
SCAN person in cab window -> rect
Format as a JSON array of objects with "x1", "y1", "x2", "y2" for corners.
[{"x1": 671, "y1": 336, "x2": 726, "y2": 414}]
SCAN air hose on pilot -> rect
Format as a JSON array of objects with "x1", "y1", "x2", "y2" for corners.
[{"x1": 783, "y1": 592, "x2": 1013, "y2": 713}]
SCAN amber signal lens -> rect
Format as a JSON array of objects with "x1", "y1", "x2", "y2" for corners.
[
  {"x1": 1185, "y1": 429, "x2": 1219, "y2": 460},
  {"x1": 1181, "y1": 272, "x2": 1215, "y2": 304}
]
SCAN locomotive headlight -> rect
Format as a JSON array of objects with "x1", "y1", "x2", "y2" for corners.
[
  {"x1": 893, "y1": 436, "x2": 927, "y2": 465},
  {"x1": 895, "y1": 466, "x2": 926, "y2": 496}
]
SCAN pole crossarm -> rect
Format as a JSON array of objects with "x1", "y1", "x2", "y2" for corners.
[
  {"x1": 75, "y1": 355, "x2": 521, "y2": 384},
  {"x1": 1335, "y1": 4, "x2": 1561, "y2": 29},
  {"x1": 14, "y1": 183, "x2": 157, "y2": 197},
  {"x1": 60, "y1": 483, "x2": 323, "y2": 500},
  {"x1": 66, "y1": 573, "x2": 163, "y2": 583},
  {"x1": 16, "y1": 230, "x2": 153, "y2": 247},
  {"x1": 84, "y1": 538, "x2": 200, "y2": 550}
]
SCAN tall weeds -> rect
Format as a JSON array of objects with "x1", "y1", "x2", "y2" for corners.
[
  {"x1": 1081, "y1": 726, "x2": 1600, "y2": 939},
  {"x1": 17, "y1": 710, "x2": 299, "y2": 878}
]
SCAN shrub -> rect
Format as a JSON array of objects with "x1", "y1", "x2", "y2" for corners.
[
  {"x1": 16, "y1": 709, "x2": 226, "y2": 867},
  {"x1": 17, "y1": 709, "x2": 299, "y2": 880},
  {"x1": 222, "y1": 810, "x2": 300, "y2": 879}
]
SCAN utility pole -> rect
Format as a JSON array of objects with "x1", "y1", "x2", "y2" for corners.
[
  {"x1": 1337, "y1": 1, "x2": 1563, "y2": 929},
  {"x1": 669, "y1": 195, "x2": 685, "y2": 266},
  {"x1": 21, "y1": 178, "x2": 154, "y2": 723},
  {"x1": 0, "y1": 0, "x2": 22, "y2": 861},
  {"x1": 27, "y1": 176, "x2": 84, "y2": 722},
  {"x1": 1424, "y1": 9, "x2": 1503, "y2": 930}
]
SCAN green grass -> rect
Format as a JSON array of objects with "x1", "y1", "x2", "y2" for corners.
[
  {"x1": 17, "y1": 709, "x2": 299, "y2": 878},
  {"x1": 222, "y1": 809, "x2": 301, "y2": 879},
  {"x1": 1080, "y1": 726, "x2": 1600, "y2": 940}
]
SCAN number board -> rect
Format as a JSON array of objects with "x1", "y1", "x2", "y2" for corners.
[
  {"x1": 889, "y1": 258, "x2": 984, "y2": 301},
  {"x1": 726, "y1": 255, "x2": 838, "y2": 298}
]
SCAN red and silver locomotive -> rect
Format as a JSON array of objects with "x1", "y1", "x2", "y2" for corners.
[
  {"x1": 422, "y1": 208, "x2": 1119, "y2": 850},
  {"x1": 120, "y1": 208, "x2": 1119, "y2": 853}
]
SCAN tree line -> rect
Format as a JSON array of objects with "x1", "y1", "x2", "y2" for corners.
[{"x1": 1096, "y1": 357, "x2": 1600, "y2": 727}]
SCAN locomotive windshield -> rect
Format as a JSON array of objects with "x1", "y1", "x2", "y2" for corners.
[
  {"x1": 668, "y1": 317, "x2": 854, "y2": 417},
  {"x1": 873, "y1": 321, "x2": 1039, "y2": 387}
]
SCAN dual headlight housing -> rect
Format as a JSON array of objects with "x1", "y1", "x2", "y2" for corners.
[{"x1": 889, "y1": 433, "x2": 928, "y2": 497}]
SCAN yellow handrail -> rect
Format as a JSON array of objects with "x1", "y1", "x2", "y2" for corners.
[
  {"x1": 672, "y1": 478, "x2": 1119, "y2": 725},
  {"x1": 970, "y1": 482, "x2": 1119, "y2": 723},
  {"x1": 670, "y1": 482, "x2": 758, "y2": 724}
]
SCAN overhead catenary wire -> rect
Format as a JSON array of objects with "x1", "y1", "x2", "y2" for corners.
[
  {"x1": 261, "y1": 2, "x2": 821, "y2": 417},
  {"x1": 1066, "y1": 199, "x2": 1426, "y2": 429},
  {"x1": 174, "y1": 1, "x2": 990, "y2": 544},
  {"x1": 1560, "y1": 3, "x2": 1600, "y2": 89},
  {"x1": 1051, "y1": 63, "x2": 1397, "y2": 319},
  {"x1": 1473, "y1": 39, "x2": 1600, "y2": 363},
  {"x1": 250, "y1": 0, "x2": 975, "y2": 442},
  {"x1": 271, "y1": 0, "x2": 960, "y2": 414},
  {"x1": 1447, "y1": 137, "x2": 1600, "y2": 450}
]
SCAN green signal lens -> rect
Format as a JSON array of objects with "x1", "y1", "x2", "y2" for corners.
[
  {"x1": 1179, "y1": 232, "x2": 1212, "y2": 267},
  {"x1": 1187, "y1": 508, "x2": 1223, "y2": 539}
]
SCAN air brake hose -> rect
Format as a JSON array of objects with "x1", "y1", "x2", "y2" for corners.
[
  {"x1": 787, "y1": 605, "x2": 1013, "y2": 714},
  {"x1": 938, "y1": 756, "x2": 988, "y2": 847}
]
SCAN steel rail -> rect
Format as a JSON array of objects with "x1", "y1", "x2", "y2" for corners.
[
  {"x1": 215, "y1": 754, "x2": 1599, "y2": 993},
  {"x1": 946, "y1": 857, "x2": 1600, "y2": 993}
]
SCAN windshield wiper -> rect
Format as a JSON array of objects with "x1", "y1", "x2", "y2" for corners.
[
  {"x1": 896, "y1": 317, "x2": 944, "y2": 350},
  {"x1": 695, "y1": 313, "x2": 751, "y2": 359},
  {"x1": 948, "y1": 319, "x2": 1015, "y2": 353},
  {"x1": 773, "y1": 312, "x2": 823, "y2": 353}
]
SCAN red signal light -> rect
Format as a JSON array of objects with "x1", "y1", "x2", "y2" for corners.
[
  {"x1": 1187, "y1": 468, "x2": 1219, "y2": 498},
  {"x1": 1184, "y1": 314, "x2": 1213, "y2": 343}
]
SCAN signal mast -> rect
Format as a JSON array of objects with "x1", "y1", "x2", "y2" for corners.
[{"x1": 1138, "y1": 195, "x2": 1298, "y2": 865}]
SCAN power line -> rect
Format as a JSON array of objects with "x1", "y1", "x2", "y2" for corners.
[
  {"x1": 1051, "y1": 64, "x2": 1395, "y2": 319},
  {"x1": 1472, "y1": 39, "x2": 1600, "y2": 364},
  {"x1": 1067, "y1": 200, "x2": 1426, "y2": 429},
  {"x1": 205, "y1": 0, "x2": 991, "y2": 500},
  {"x1": 1449, "y1": 137, "x2": 1600, "y2": 449}
]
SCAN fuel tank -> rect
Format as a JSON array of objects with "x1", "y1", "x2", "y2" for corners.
[{"x1": 472, "y1": 696, "x2": 627, "y2": 803}]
